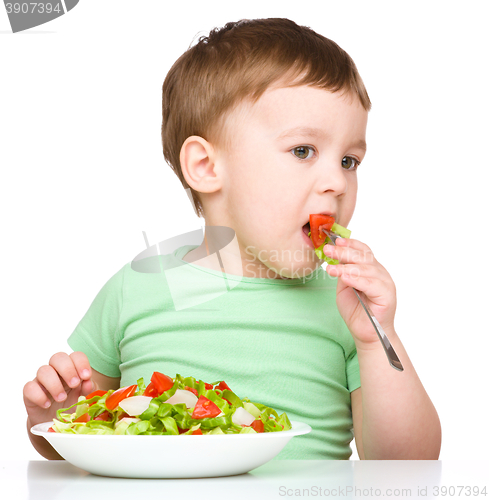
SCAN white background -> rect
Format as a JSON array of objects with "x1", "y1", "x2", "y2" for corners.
[{"x1": 1, "y1": 0, "x2": 488, "y2": 462}]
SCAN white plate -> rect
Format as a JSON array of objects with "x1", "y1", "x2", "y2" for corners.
[{"x1": 31, "y1": 421, "x2": 311, "y2": 478}]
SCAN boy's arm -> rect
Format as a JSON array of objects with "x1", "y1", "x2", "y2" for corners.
[
  {"x1": 325, "y1": 239, "x2": 441, "y2": 459},
  {"x1": 351, "y1": 389, "x2": 365, "y2": 459},
  {"x1": 350, "y1": 340, "x2": 441, "y2": 460}
]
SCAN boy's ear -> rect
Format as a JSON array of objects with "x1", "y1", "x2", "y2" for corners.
[{"x1": 180, "y1": 136, "x2": 221, "y2": 194}]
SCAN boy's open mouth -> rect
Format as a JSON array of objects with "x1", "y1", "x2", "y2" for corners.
[{"x1": 302, "y1": 222, "x2": 311, "y2": 237}]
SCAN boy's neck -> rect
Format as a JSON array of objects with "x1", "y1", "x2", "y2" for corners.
[{"x1": 181, "y1": 228, "x2": 291, "y2": 280}]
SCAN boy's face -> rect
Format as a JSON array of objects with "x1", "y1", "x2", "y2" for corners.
[{"x1": 211, "y1": 84, "x2": 368, "y2": 279}]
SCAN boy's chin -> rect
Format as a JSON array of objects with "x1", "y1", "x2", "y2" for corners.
[{"x1": 268, "y1": 262, "x2": 321, "y2": 280}]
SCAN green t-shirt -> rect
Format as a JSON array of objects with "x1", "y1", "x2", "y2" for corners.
[{"x1": 67, "y1": 244, "x2": 361, "y2": 459}]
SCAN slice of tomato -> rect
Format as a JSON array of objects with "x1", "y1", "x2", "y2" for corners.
[
  {"x1": 200, "y1": 381, "x2": 213, "y2": 390},
  {"x1": 151, "y1": 372, "x2": 174, "y2": 395},
  {"x1": 48, "y1": 427, "x2": 56, "y2": 433},
  {"x1": 105, "y1": 385, "x2": 137, "y2": 410},
  {"x1": 74, "y1": 413, "x2": 91, "y2": 423},
  {"x1": 309, "y1": 214, "x2": 335, "y2": 248},
  {"x1": 192, "y1": 429, "x2": 203, "y2": 435},
  {"x1": 94, "y1": 410, "x2": 111, "y2": 421},
  {"x1": 191, "y1": 396, "x2": 222, "y2": 419},
  {"x1": 85, "y1": 389, "x2": 108, "y2": 406},
  {"x1": 86, "y1": 389, "x2": 108, "y2": 400},
  {"x1": 143, "y1": 381, "x2": 158, "y2": 398},
  {"x1": 251, "y1": 419, "x2": 265, "y2": 433},
  {"x1": 216, "y1": 381, "x2": 231, "y2": 392},
  {"x1": 184, "y1": 386, "x2": 198, "y2": 396}
]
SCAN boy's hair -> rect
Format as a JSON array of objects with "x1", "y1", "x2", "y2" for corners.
[{"x1": 162, "y1": 18, "x2": 371, "y2": 217}]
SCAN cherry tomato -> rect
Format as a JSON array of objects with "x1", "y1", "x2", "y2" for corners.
[
  {"x1": 216, "y1": 381, "x2": 231, "y2": 392},
  {"x1": 143, "y1": 381, "x2": 158, "y2": 398},
  {"x1": 251, "y1": 419, "x2": 265, "y2": 433},
  {"x1": 86, "y1": 389, "x2": 108, "y2": 400},
  {"x1": 105, "y1": 385, "x2": 137, "y2": 410},
  {"x1": 191, "y1": 396, "x2": 221, "y2": 419},
  {"x1": 74, "y1": 413, "x2": 91, "y2": 423},
  {"x1": 151, "y1": 372, "x2": 173, "y2": 395},
  {"x1": 184, "y1": 386, "x2": 198, "y2": 396},
  {"x1": 309, "y1": 214, "x2": 335, "y2": 248},
  {"x1": 94, "y1": 410, "x2": 111, "y2": 421},
  {"x1": 85, "y1": 389, "x2": 108, "y2": 406}
]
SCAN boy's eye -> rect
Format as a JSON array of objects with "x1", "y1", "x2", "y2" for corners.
[
  {"x1": 291, "y1": 146, "x2": 315, "y2": 160},
  {"x1": 342, "y1": 156, "x2": 361, "y2": 170}
]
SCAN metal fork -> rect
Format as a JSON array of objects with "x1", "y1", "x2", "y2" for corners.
[{"x1": 322, "y1": 229, "x2": 404, "y2": 372}]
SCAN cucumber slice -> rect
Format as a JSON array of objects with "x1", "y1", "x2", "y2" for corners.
[{"x1": 331, "y1": 222, "x2": 351, "y2": 239}]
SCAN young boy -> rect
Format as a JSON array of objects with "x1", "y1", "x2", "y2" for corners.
[{"x1": 23, "y1": 18, "x2": 441, "y2": 460}]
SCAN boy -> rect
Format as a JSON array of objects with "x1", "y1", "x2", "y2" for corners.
[{"x1": 23, "y1": 18, "x2": 441, "y2": 460}]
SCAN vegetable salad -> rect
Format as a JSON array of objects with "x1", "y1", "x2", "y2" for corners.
[{"x1": 50, "y1": 372, "x2": 292, "y2": 436}]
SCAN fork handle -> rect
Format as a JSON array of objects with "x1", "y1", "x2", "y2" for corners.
[{"x1": 352, "y1": 288, "x2": 404, "y2": 371}]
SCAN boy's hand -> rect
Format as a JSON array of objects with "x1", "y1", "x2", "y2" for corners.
[
  {"x1": 323, "y1": 238, "x2": 397, "y2": 347},
  {"x1": 23, "y1": 352, "x2": 95, "y2": 428}
]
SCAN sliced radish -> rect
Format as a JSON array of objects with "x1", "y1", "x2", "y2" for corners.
[
  {"x1": 118, "y1": 396, "x2": 153, "y2": 416},
  {"x1": 232, "y1": 407, "x2": 255, "y2": 427},
  {"x1": 164, "y1": 389, "x2": 198, "y2": 409}
]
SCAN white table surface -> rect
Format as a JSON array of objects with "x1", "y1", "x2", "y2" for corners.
[{"x1": 1, "y1": 460, "x2": 488, "y2": 500}]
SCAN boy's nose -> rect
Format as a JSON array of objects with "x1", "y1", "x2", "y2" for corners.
[{"x1": 317, "y1": 163, "x2": 348, "y2": 196}]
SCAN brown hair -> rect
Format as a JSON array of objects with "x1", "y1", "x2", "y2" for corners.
[{"x1": 162, "y1": 18, "x2": 371, "y2": 217}]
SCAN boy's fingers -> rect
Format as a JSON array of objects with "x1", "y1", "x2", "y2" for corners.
[
  {"x1": 335, "y1": 237, "x2": 372, "y2": 253},
  {"x1": 323, "y1": 241, "x2": 374, "y2": 265},
  {"x1": 23, "y1": 380, "x2": 52, "y2": 409},
  {"x1": 327, "y1": 265, "x2": 392, "y2": 297},
  {"x1": 327, "y1": 263, "x2": 386, "y2": 281},
  {"x1": 68, "y1": 351, "x2": 92, "y2": 381},
  {"x1": 35, "y1": 365, "x2": 68, "y2": 403},
  {"x1": 80, "y1": 378, "x2": 95, "y2": 396},
  {"x1": 48, "y1": 352, "x2": 83, "y2": 389}
]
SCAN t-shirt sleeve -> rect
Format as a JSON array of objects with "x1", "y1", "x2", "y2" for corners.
[
  {"x1": 346, "y1": 348, "x2": 361, "y2": 392},
  {"x1": 67, "y1": 265, "x2": 126, "y2": 378}
]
